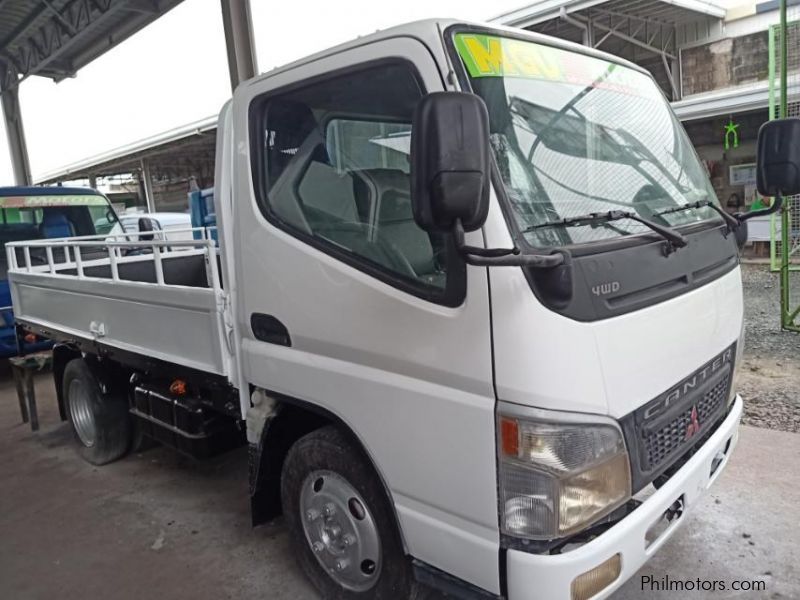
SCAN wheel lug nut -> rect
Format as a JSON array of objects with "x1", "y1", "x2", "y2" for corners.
[
  {"x1": 343, "y1": 534, "x2": 356, "y2": 547},
  {"x1": 323, "y1": 503, "x2": 336, "y2": 517},
  {"x1": 312, "y1": 541, "x2": 324, "y2": 553},
  {"x1": 306, "y1": 509, "x2": 320, "y2": 521},
  {"x1": 335, "y1": 559, "x2": 349, "y2": 571}
]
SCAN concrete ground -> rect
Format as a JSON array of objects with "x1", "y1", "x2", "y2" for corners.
[{"x1": 1, "y1": 371, "x2": 798, "y2": 600}]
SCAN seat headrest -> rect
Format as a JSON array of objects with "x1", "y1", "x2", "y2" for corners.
[
  {"x1": 39, "y1": 212, "x2": 73, "y2": 238},
  {"x1": 352, "y1": 169, "x2": 412, "y2": 223},
  {"x1": 267, "y1": 100, "x2": 318, "y2": 153}
]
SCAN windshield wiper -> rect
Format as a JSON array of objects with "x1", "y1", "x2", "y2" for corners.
[
  {"x1": 656, "y1": 200, "x2": 739, "y2": 230},
  {"x1": 523, "y1": 209, "x2": 687, "y2": 249}
]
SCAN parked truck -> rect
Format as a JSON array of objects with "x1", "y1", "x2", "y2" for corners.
[
  {"x1": 7, "y1": 20, "x2": 799, "y2": 600},
  {"x1": 0, "y1": 186, "x2": 121, "y2": 358}
]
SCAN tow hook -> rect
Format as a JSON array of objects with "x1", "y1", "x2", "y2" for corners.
[{"x1": 665, "y1": 497, "x2": 685, "y2": 522}]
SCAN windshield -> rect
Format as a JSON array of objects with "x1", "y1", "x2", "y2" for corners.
[
  {"x1": 0, "y1": 194, "x2": 120, "y2": 276},
  {"x1": 453, "y1": 32, "x2": 720, "y2": 248}
]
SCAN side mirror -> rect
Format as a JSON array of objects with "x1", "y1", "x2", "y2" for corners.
[
  {"x1": 735, "y1": 118, "x2": 800, "y2": 224},
  {"x1": 756, "y1": 118, "x2": 800, "y2": 197},
  {"x1": 138, "y1": 216, "x2": 155, "y2": 241},
  {"x1": 411, "y1": 92, "x2": 490, "y2": 233}
]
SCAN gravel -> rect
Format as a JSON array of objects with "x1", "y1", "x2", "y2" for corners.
[{"x1": 738, "y1": 262, "x2": 800, "y2": 432}]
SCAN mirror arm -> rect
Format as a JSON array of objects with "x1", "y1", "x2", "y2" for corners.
[
  {"x1": 698, "y1": 202, "x2": 740, "y2": 230},
  {"x1": 735, "y1": 192, "x2": 783, "y2": 223},
  {"x1": 453, "y1": 219, "x2": 565, "y2": 268}
]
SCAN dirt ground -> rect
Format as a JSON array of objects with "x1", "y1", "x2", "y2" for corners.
[
  {"x1": 2, "y1": 375, "x2": 798, "y2": 600},
  {"x1": 738, "y1": 263, "x2": 800, "y2": 432},
  {"x1": 0, "y1": 263, "x2": 798, "y2": 600}
]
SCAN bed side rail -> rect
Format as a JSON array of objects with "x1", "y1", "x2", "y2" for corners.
[{"x1": 5, "y1": 226, "x2": 221, "y2": 292}]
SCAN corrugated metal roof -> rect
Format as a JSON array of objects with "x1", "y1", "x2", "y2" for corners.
[
  {"x1": 493, "y1": 0, "x2": 726, "y2": 28},
  {"x1": 672, "y1": 80, "x2": 800, "y2": 120},
  {"x1": 35, "y1": 114, "x2": 217, "y2": 183},
  {"x1": 0, "y1": 0, "x2": 185, "y2": 86}
]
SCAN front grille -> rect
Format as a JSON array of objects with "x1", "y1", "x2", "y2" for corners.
[
  {"x1": 641, "y1": 376, "x2": 729, "y2": 469},
  {"x1": 620, "y1": 343, "x2": 736, "y2": 492}
]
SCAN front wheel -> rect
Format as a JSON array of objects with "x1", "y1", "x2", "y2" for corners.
[{"x1": 281, "y1": 425, "x2": 423, "y2": 599}]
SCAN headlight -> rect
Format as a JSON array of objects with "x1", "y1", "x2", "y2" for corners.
[{"x1": 497, "y1": 404, "x2": 631, "y2": 540}]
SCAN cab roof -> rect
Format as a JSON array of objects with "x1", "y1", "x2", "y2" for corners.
[
  {"x1": 243, "y1": 18, "x2": 649, "y2": 92},
  {"x1": 0, "y1": 186, "x2": 102, "y2": 197}
]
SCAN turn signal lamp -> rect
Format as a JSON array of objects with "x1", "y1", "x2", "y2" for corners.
[{"x1": 571, "y1": 554, "x2": 621, "y2": 600}]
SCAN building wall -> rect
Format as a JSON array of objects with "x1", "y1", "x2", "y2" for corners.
[{"x1": 680, "y1": 31, "x2": 769, "y2": 96}]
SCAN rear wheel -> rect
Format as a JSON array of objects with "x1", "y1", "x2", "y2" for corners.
[
  {"x1": 281, "y1": 425, "x2": 423, "y2": 599},
  {"x1": 63, "y1": 358, "x2": 131, "y2": 465}
]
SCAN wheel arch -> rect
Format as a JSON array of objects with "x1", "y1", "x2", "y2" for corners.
[
  {"x1": 249, "y1": 392, "x2": 408, "y2": 552},
  {"x1": 52, "y1": 343, "x2": 81, "y2": 421}
]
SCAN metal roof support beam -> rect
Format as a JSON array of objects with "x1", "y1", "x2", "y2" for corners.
[
  {"x1": 0, "y1": 2, "x2": 50, "y2": 53},
  {"x1": 568, "y1": 12, "x2": 676, "y2": 60},
  {"x1": 220, "y1": 0, "x2": 257, "y2": 92},
  {"x1": 41, "y1": 0, "x2": 78, "y2": 35},
  {"x1": 661, "y1": 52, "x2": 680, "y2": 100},
  {"x1": 594, "y1": 20, "x2": 644, "y2": 49},
  {"x1": 559, "y1": 8, "x2": 591, "y2": 45},
  {"x1": 11, "y1": 0, "x2": 132, "y2": 87},
  {"x1": 140, "y1": 158, "x2": 155, "y2": 212},
  {"x1": 0, "y1": 62, "x2": 32, "y2": 185},
  {"x1": 589, "y1": 6, "x2": 674, "y2": 30}
]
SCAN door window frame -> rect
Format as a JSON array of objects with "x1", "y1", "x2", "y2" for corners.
[{"x1": 248, "y1": 57, "x2": 466, "y2": 307}]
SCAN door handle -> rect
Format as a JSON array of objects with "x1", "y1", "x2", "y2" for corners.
[{"x1": 250, "y1": 313, "x2": 291, "y2": 346}]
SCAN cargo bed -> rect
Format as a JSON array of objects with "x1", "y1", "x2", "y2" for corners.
[{"x1": 6, "y1": 229, "x2": 228, "y2": 376}]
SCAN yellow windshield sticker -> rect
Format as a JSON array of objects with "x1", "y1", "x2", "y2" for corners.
[
  {"x1": 0, "y1": 195, "x2": 108, "y2": 208},
  {"x1": 454, "y1": 33, "x2": 653, "y2": 97}
]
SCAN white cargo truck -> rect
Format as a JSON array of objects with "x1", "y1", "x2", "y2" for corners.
[{"x1": 7, "y1": 20, "x2": 800, "y2": 600}]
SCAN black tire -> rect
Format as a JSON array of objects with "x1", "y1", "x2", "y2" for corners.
[
  {"x1": 63, "y1": 358, "x2": 131, "y2": 465},
  {"x1": 281, "y1": 425, "x2": 423, "y2": 600}
]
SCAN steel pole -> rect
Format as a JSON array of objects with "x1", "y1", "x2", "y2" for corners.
[
  {"x1": 0, "y1": 63, "x2": 32, "y2": 185},
  {"x1": 779, "y1": 0, "x2": 790, "y2": 329},
  {"x1": 140, "y1": 158, "x2": 155, "y2": 213},
  {"x1": 220, "y1": 0, "x2": 258, "y2": 92}
]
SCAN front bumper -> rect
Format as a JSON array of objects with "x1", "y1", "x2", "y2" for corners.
[{"x1": 506, "y1": 395, "x2": 743, "y2": 600}]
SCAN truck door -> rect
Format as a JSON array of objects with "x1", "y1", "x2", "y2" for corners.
[{"x1": 229, "y1": 37, "x2": 501, "y2": 594}]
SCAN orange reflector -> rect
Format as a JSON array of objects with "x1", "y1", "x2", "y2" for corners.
[
  {"x1": 500, "y1": 417, "x2": 519, "y2": 457},
  {"x1": 571, "y1": 554, "x2": 622, "y2": 600},
  {"x1": 169, "y1": 379, "x2": 187, "y2": 396}
]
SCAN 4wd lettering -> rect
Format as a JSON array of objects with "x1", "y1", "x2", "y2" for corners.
[{"x1": 592, "y1": 282, "x2": 620, "y2": 296}]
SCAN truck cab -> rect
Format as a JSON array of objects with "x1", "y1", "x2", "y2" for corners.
[
  {"x1": 0, "y1": 186, "x2": 119, "y2": 357},
  {"x1": 213, "y1": 20, "x2": 753, "y2": 598},
  {"x1": 7, "y1": 19, "x2": 800, "y2": 600}
]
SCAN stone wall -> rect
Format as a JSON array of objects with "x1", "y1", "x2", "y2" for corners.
[{"x1": 681, "y1": 31, "x2": 769, "y2": 96}]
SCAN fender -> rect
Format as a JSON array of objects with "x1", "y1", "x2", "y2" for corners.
[{"x1": 51, "y1": 343, "x2": 81, "y2": 421}]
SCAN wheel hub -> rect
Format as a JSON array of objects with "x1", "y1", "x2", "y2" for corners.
[
  {"x1": 300, "y1": 470, "x2": 382, "y2": 591},
  {"x1": 68, "y1": 379, "x2": 96, "y2": 448}
]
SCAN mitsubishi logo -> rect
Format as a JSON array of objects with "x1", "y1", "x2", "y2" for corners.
[{"x1": 685, "y1": 406, "x2": 701, "y2": 440}]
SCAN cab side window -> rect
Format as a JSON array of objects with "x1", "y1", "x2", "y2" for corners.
[{"x1": 252, "y1": 62, "x2": 462, "y2": 303}]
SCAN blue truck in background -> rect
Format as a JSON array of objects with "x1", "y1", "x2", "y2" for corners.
[
  {"x1": 189, "y1": 187, "x2": 217, "y2": 242},
  {"x1": 0, "y1": 186, "x2": 120, "y2": 358}
]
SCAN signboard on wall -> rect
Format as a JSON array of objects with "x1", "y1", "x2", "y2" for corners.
[{"x1": 730, "y1": 163, "x2": 757, "y2": 186}]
